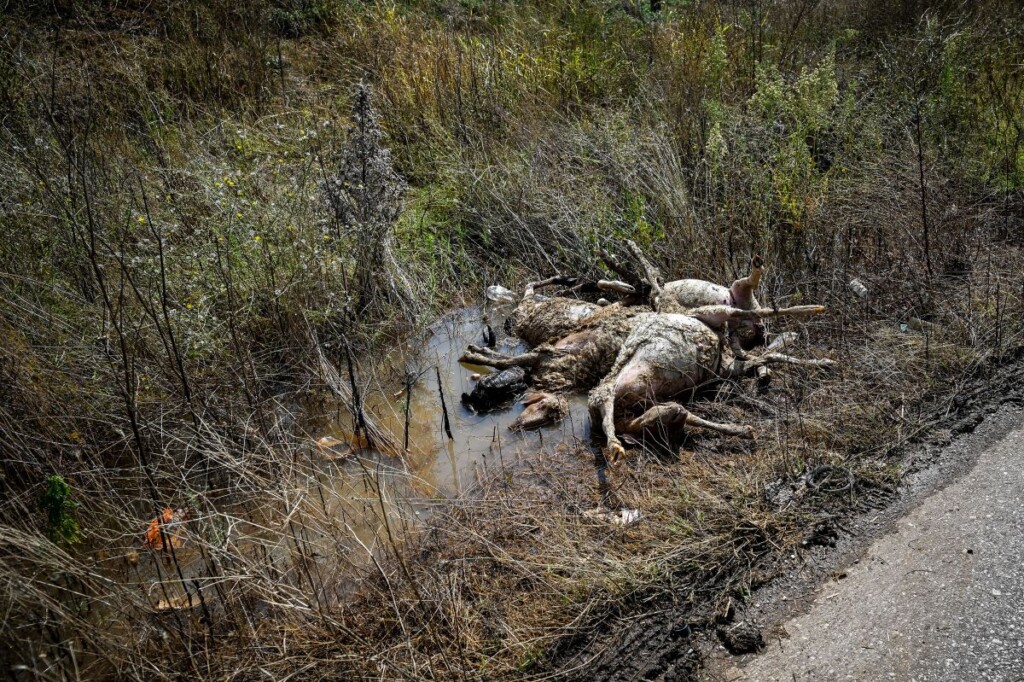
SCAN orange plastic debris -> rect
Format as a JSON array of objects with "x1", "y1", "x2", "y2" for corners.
[{"x1": 143, "y1": 508, "x2": 188, "y2": 551}]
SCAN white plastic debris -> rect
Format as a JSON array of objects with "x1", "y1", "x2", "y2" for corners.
[
  {"x1": 583, "y1": 507, "x2": 643, "y2": 527},
  {"x1": 908, "y1": 317, "x2": 938, "y2": 333},
  {"x1": 849, "y1": 278, "x2": 870, "y2": 299},
  {"x1": 485, "y1": 285, "x2": 517, "y2": 304},
  {"x1": 614, "y1": 509, "x2": 643, "y2": 526}
]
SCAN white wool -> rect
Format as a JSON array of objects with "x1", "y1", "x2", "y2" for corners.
[{"x1": 663, "y1": 279, "x2": 732, "y2": 308}]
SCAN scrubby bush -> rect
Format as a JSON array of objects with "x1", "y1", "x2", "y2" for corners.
[
  {"x1": 0, "y1": 0, "x2": 1022, "y2": 679},
  {"x1": 324, "y1": 82, "x2": 419, "y2": 320},
  {"x1": 40, "y1": 475, "x2": 81, "y2": 546}
]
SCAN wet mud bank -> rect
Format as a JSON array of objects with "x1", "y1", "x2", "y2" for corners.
[{"x1": 549, "y1": 354, "x2": 1024, "y2": 682}]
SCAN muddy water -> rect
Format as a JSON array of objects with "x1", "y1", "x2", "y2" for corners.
[
  {"x1": 282, "y1": 304, "x2": 593, "y2": 587},
  {"x1": 314, "y1": 306, "x2": 591, "y2": 498},
  {"x1": 103, "y1": 305, "x2": 593, "y2": 616}
]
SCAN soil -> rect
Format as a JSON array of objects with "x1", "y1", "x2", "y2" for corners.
[
  {"x1": 551, "y1": 355, "x2": 1024, "y2": 681},
  {"x1": 704, "y1": 400, "x2": 1024, "y2": 680}
]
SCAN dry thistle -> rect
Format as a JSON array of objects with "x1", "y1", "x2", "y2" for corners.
[{"x1": 323, "y1": 81, "x2": 418, "y2": 320}]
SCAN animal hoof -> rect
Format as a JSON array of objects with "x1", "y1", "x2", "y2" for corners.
[{"x1": 606, "y1": 441, "x2": 626, "y2": 464}]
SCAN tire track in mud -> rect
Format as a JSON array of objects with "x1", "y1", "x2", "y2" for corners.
[{"x1": 578, "y1": 612, "x2": 701, "y2": 681}]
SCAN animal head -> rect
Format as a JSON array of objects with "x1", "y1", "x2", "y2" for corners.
[
  {"x1": 733, "y1": 322, "x2": 765, "y2": 350},
  {"x1": 509, "y1": 392, "x2": 567, "y2": 430},
  {"x1": 461, "y1": 366, "x2": 528, "y2": 413}
]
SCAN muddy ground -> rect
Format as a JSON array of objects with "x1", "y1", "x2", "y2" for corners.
[
  {"x1": 550, "y1": 355, "x2": 1024, "y2": 681},
  {"x1": 705, "y1": 400, "x2": 1024, "y2": 680}
]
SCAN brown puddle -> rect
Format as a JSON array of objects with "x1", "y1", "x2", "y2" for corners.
[
  {"x1": 311, "y1": 305, "x2": 591, "y2": 499},
  {"x1": 103, "y1": 306, "x2": 593, "y2": 615}
]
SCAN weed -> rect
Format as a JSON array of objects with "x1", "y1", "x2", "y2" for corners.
[
  {"x1": 40, "y1": 475, "x2": 81, "y2": 546},
  {"x1": 0, "y1": 0, "x2": 1022, "y2": 679}
]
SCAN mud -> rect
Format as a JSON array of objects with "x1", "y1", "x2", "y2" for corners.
[
  {"x1": 707, "y1": 400, "x2": 1024, "y2": 680},
  {"x1": 551, "y1": 356, "x2": 1024, "y2": 681}
]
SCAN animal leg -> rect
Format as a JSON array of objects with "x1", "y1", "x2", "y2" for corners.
[
  {"x1": 596, "y1": 279, "x2": 636, "y2": 295},
  {"x1": 461, "y1": 348, "x2": 541, "y2": 369},
  {"x1": 623, "y1": 239, "x2": 665, "y2": 302},
  {"x1": 524, "y1": 275, "x2": 578, "y2": 298},
  {"x1": 624, "y1": 402, "x2": 755, "y2": 439},
  {"x1": 755, "y1": 352, "x2": 835, "y2": 369},
  {"x1": 600, "y1": 248, "x2": 642, "y2": 286},
  {"x1": 726, "y1": 352, "x2": 836, "y2": 379},
  {"x1": 602, "y1": 391, "x2": 625, "y2": 463},
  {"x1": 729, "y1": 255, "x2": 765, "y2": 306},
  {"x1": 681, "y1": 411, "x2": 756, "y2": 438},
  {"x1": 750, "y1": 331, "x2": 800, "y2": 388},
  {"x1": 462, "y1": 341, "x2": 569, "y2": 369},
  {"x1": 466, "y1": 344, "x2": 511, "y2": 359},
  {"x1": 686, "y1": 304, "x2": 826, "y2": 328},
  {"x1": 750, "y1": 305, "x2": 826, "y2": 319},
  {"x1": 624, "y1": 403, "x2": 689, "y2": 433},
  {"x1": 554, "y1": 279, "x2": 636, "y2": 298},
  {"x1": 747, "y1": 255, "x2": 764, "y2": 289},
  {"x1": 589, "y1": 384, "x2": 625, "y2": 464}
]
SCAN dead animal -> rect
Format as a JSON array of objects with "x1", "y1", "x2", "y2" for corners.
[
  {"x1": 508, "y1": 392, "x2": 569, "y2": 430},
  {"x1": 606, "y1": 242, "x2": 769, "y2": 348},
  {"x1": 589, "y1": 306, "x2": 834, "y2": 463},
  {"x1": 461, "y1": 302, "x2": 649, "y2": 395},
  {"x1": 463, "y1": 255, "x2": 770, "y2": 397},
  {"x1": 503, "y1": 275, "x2": 636, "y2": 347},
  {"x1": 663, "y1": 255, "x2": 764, "y2": 310},
  {"x1": 662, "y1": 255, "x2": 767, "y2": 349},
  {"x1": 461, "y1": 366, "x2": 528, "y2": 413}
]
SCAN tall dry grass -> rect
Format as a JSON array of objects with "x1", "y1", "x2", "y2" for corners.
[{"x1": 1, "y1": 0, "x2": 1023, "y2": 679}]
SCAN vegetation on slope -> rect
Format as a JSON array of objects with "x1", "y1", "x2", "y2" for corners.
[{"x1": 1, "y1": 0, "x2": 1023, "y2": 678}]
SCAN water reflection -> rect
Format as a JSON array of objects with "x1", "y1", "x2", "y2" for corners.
[
  {"x1": 111, "y1": 306, "x2": 595, "y2": 615},
  {"x1": 313, "y1": 306, "x2": 591, "y2": 499}
]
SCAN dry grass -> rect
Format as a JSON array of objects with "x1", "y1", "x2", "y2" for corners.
[
  {"x1": 1, "y1": 0, "x2": 1023, "y2": 679},
  {"x1": 15, "y1": 254, "x2": 1007, "y2": 681}
]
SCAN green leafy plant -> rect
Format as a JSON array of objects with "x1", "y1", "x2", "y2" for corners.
[{"x1": 40, "y1": 475, "x2": 82, "y2": 546}]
